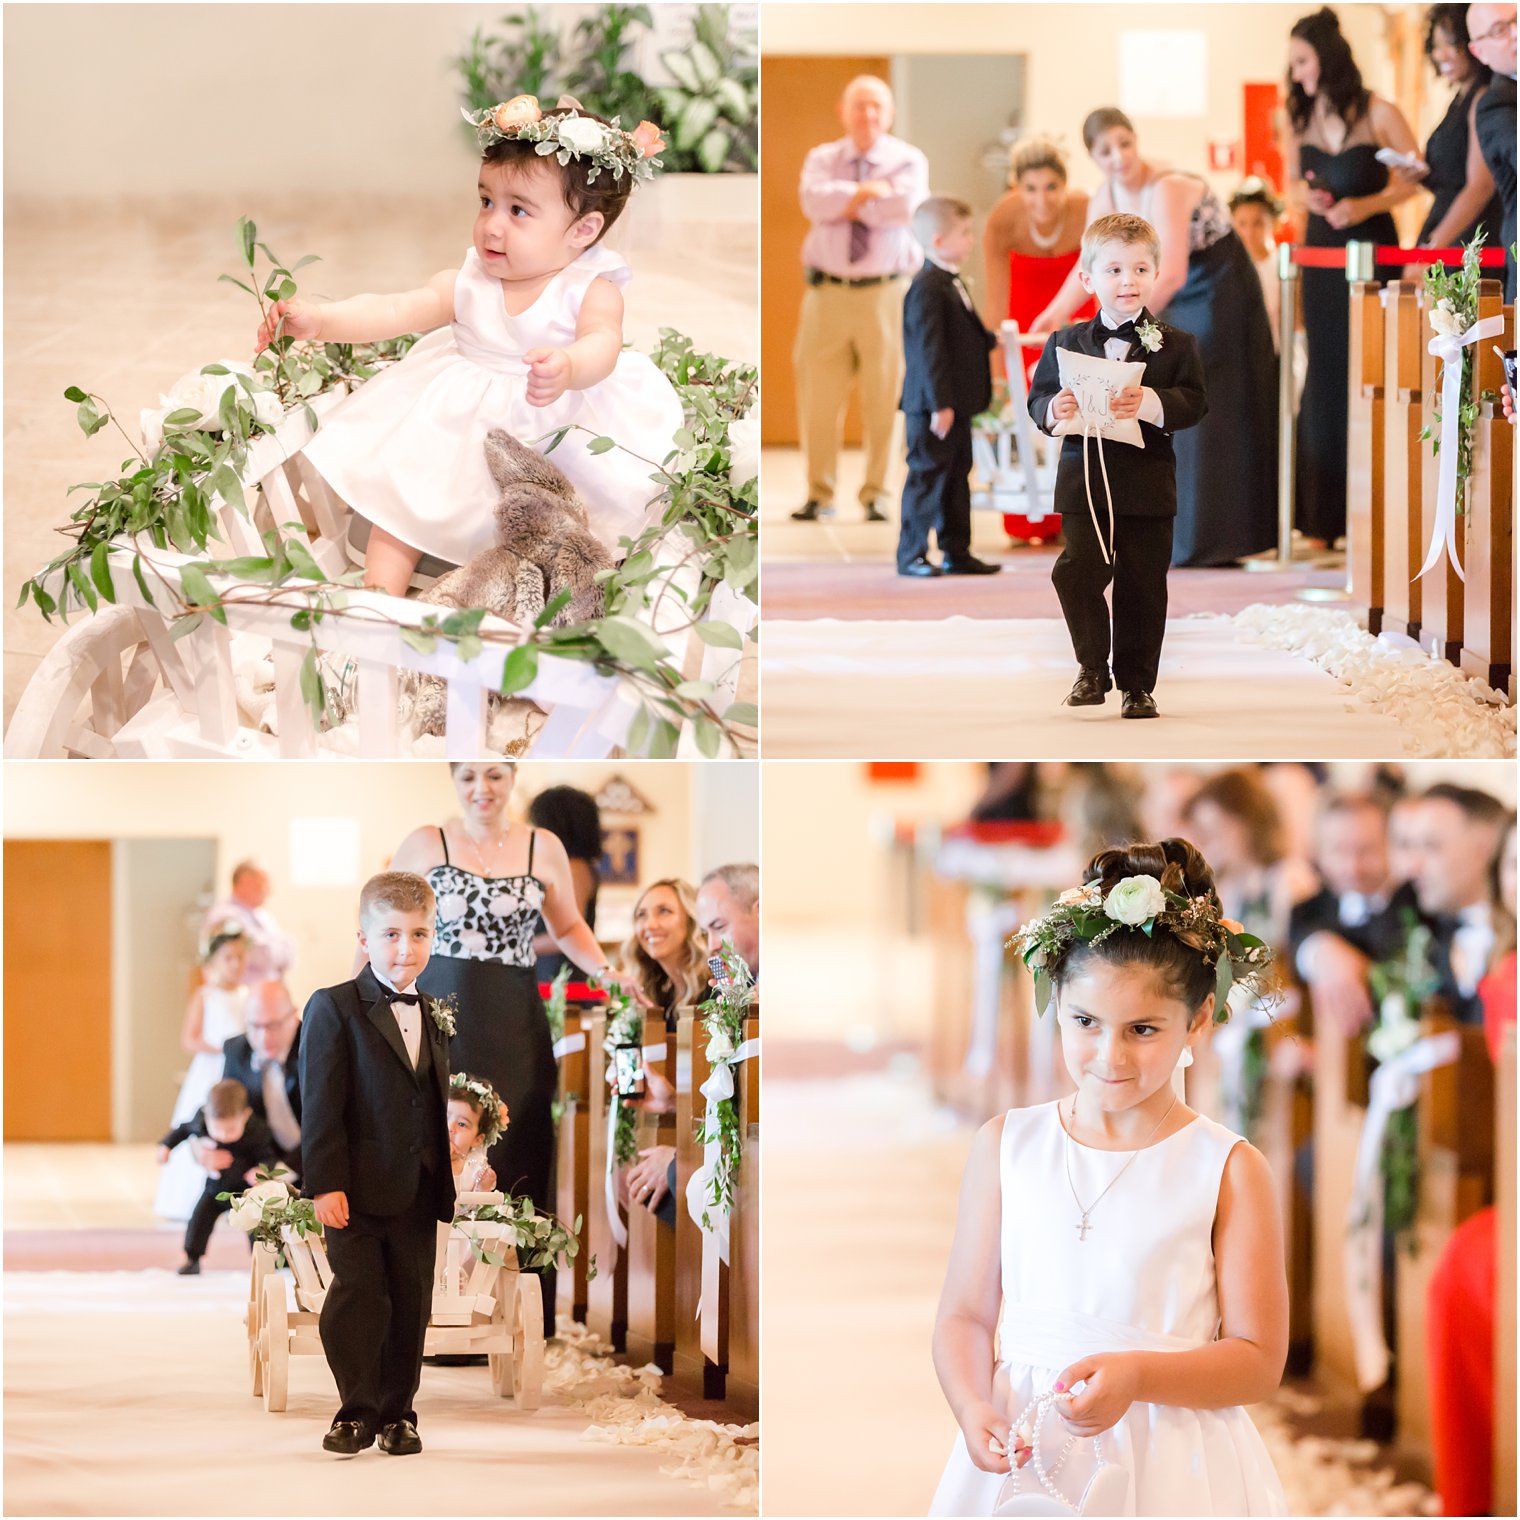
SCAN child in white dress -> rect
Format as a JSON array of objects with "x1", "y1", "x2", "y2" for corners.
[
  {"x1": 154, "y1": 923, "x2": 253, "y2": 1221},
  {"x1": 931, "y1": 839, "x2": 1288, "y2": 1516},
  {"x1": 447, "y1": 1072, "x2": 509, "y2": 1196},
  {"x1": 255, "y1": 97, "x2": 683, "y2": 595}
]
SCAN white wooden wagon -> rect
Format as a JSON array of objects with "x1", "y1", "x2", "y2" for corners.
[
  {"x1": 8, "y1": 388, "x2": 756, "y2": 759},
  {"x1": 246, "y1": 1202, "x2": 544, "y2": 1413},
  {"x1": 969, "y1": 320, "x2": 1060, "y2": 528}
]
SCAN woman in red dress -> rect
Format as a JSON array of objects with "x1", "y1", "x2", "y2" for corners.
[{"x1": 981, "y1": 139, "x2": 1093, "y2": 544}]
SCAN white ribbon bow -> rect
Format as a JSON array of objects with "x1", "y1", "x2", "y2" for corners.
[
  {"x1": 1344, "y1": 1030, "x2": 1460, "y2": 1391},
  {"x1": 1417, "y1": 314, "x2": 1506, "y2": 584},
  {"x1": 686, "y1": 1037, "x2": 759, "y2": 1269}
]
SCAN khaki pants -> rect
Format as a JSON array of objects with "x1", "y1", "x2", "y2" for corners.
[{"x1": 792, "y1": 278, "x2": 907, "y2": 510}]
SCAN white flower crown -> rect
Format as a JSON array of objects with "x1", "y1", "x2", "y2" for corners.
[
  {"x1": 463, "y1": 95, "x2": 665, "y2": 187},
  {"x1": 449, "y1": 1071, "x2": 509, "y2": 1147}
]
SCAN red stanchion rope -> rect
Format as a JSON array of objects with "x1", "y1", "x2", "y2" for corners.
[
  {"x1": 538, "y1": 982, "x2": 607, "y2": 1002},
  {"x1": 1289, "y1": 244, "x2": 1507, "y2": 269}
]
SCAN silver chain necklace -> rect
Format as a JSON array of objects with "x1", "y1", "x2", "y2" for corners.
[
  {"x1": 461, "y1": 823, "x2": 513, "y2": 879},
  {"x1": 1062, "y1": 1088, "x2": 1177, "y2": 1242}
]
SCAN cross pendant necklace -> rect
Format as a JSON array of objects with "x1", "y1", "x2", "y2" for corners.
[
  {"x1": 1062, "y1": 1088, "x2": 1177, "y2": 1242},
  {"x1": 1075, "y1": 1214, "x2": 1092, "y2": 1242}
]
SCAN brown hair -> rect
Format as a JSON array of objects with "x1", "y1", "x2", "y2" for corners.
[
  {"x1": 483, "y1": 108, "x2": 634, "y2": 242},
  {"x1": 1050, "y1": 839, "x2": 1223, "y2": 1011},
  {"x1": 206, "y1": 1079, "x2": 251, "y2": 1119},
  {"x1": 1184, "y1": 769, "x2": 1286, "y2": 865},
  {"x1": 619, "y1": 878, "x2": 708, "y2": 1015},
  {"x1": 1012, "y1": 137, "x2": 1069, "y2": 183},
  {"x1": 1080, "y1": 212, "x2": 1160, "y2": 273},
  {"x1": 1082, "y1": 106, "x2": 1136, "y2": 153},
  {"x1": 359, "y1": 870, "x2": 436, "y2": 926}
]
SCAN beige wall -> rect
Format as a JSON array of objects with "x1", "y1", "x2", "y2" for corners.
[{"x1": 763, "y1": 3, "x2": 1431, "y2": 207}]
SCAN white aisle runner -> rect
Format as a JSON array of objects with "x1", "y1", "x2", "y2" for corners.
[
  {"x1": 762, "y1": 614, "x2": 1482, "y2": 759},
  {"x1": 3, "y1": 1269, "x2": 754, "y2": 1515}
]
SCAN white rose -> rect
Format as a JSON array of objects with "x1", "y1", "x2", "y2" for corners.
[
  {"x1": 436, "y1": 892, "x2": 468, "y2": 921},
  {"x1": 1428, "y1": 306, "x2": 1463, "y2": 339},
  {"x1": 1103, "y1": 875, "x2": 1167, "y2": 926},
  {"x1": 557, "y1": 116, "x2": 608, "y2": 154},
  {"x1": 727, "y1": 414, "x2": 760, "y2": 489},
  {"x1": 245, "y1": 1178, "x2": 291, "y2": 1207},
  {"x1": 231, "y1": 1199, "x2": 262, "y2": 1232},
  {"x1": 141, "y1": 361, "x2": 283, "y2": 450},
  {"x1": 705, "y1": 1029, "x2": 735, "y2": 1064}
]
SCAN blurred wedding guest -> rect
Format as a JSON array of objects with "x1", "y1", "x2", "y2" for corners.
[
  {"x1": 791, "y1": 74, "x2": 927, "y2": 525},
  {"x1": 1182, "y1": 768, "x2": 1318, "y2": 944},
  {"x1": 1286, "y1": 7, "x2": 1421, "y2": 551},
  {"x1": 696, "y1": 864, "x2": 761, "y2": 980},
  {"x1": 1062, "y1": 763, "x2": 1144, "y2": 860},
  {"x1": 967, "y1": 762, "x2": 1055, "y2": 823},
  {"x1": 1229, "y1": 177, "x2": 1289, "y2": 352},
  {"x1": 1467, "y1": 1, "x2": 1517, "y2": 300},
  {"x1": 218, "y1": 981, "x2": 303, "y2": 1180},
  {"x1": 982, "y1": 136, "x2": 1093, "y2": 387},
  {"x1": 1139, "y1": 766, "x2": 1203, "y2": 843},
  {"x1": 1387, "y1": 790, "x2": 1425, "y2": 887},
  {"x1": 1396, "y1": 5, "x2": 1503, "y2": 282},
  {"x1": 154, "y1": 924, "x2": 251, "y2": 1221},
  {"x1": 527, "y1": 784, "x2": 603, "y2": 986},
  {"x1": 620, "y1": 878, "x2": 709, "y2": 1031},
  {"x1": 203, "y1": 861, "x2": 295, "y2": 986},
  {"x1": 1408, "y1": 782, "x2": 1509, "y2": 1022},
  {"x1": 1426, "y1": 812, "x2": 1515, "y2": 1518}
]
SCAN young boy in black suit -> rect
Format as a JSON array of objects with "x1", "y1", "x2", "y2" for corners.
[
  {"x1": 301, "y1": 871, "x2": 455, "y2": 1457},
  {"x1": 897, "y1": 196, "x2": 1000, "y2": 578},
  {"x1": 157, "y1": 1078, "x2": 278, "y2": 1275},
  {"x1": 1027, "y1": 212, "x2": 1208, "y2": 717}
]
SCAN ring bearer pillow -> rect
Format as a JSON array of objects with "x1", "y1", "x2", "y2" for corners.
[{"x1": 1051, "y1": 349, "x2": 1148, "y2": 449}]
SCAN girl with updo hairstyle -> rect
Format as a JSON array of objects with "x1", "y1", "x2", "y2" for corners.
[{"x1": 930, "y1": 838, "x2": 1288, "y2": 1516}]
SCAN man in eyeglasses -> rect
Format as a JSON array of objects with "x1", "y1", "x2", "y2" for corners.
[{"x1": 1469, "y1": 3, "x2": 1517, "y2": 299}]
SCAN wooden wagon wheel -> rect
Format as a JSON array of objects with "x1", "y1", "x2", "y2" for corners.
[
  {"x1": 261, "y1": 1274, "x2": 289, "y2": 1413},
  {"x1": 511, "y1": 1271, "x2": 544, "y2": 1410},
  {"x1": 247, "y1": 1242, "x2": 278, "y2": 1396}
]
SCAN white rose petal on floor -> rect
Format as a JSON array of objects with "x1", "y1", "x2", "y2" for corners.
[{"x1": 3, "y1": 1268, "x2": 753, "y2": 1516}]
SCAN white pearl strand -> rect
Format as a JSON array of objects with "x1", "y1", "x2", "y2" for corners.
[{"x1": 1003, "y1": 1388, "x2": 1090, "y2": 1508}]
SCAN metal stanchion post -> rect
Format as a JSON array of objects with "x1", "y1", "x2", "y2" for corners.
[{"x1": 1245, "y1": 241, "x2": 1301, "y2": 573}]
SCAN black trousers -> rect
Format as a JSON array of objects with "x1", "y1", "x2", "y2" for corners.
[
  {"x1": 319, "y1": 1185, "x2": 439, "y2": 1429},
  {"x1": 184, "y1": 1181, "x2": 234, "y2": 1261},
  {"x1": 1051, "y1": 510, "x2": 1173, "y2": 692},
  {"x1": 897, "y1": 411, "x2": 972, "y2": 568}
]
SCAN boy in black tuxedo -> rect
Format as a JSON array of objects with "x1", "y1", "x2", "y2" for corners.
[
  {"x1": 1027, "y1": 213, "x2": 1208, "y2": 717},
  {"x1": 896, "y1": 196, "x2": 1000, "y2": 578},
  {"x1": 301, "y1": 871, "x2": 455, "y2": 1457},
  {"x1": 158, "y1": 1078, "x2": 278, "y2": 1275}
]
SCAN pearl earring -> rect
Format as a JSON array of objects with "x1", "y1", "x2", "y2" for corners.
[{"x1": 1178, "y1": 1046, "x2": 1195, "y2": 1069}]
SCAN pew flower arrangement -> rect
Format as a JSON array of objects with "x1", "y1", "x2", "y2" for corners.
[
  {"x1": 1363, "y1": 912, "x2": 1440, "y2": 1245},
  {"x1": 19, "y1": 218, "x2": 758, "y2": 757},
  {"x1": 218, "y1": 1169, "x2": 320, "y2": 1267},
  {"x1": 605, "y1": 979, "x2": 643, "y2": 1167},
  {"x1": 453, "y1": 1193, "x2": 584, "y2": 1272},
  {"x1": 1420, "y1": 229, "x2": 1488, "y2": 519},
  {"x1": 694, "y1": 942, "x2": 755, "y2": 1229}
]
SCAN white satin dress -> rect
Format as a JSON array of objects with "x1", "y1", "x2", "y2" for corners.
[
  {"x1": 301, "y1": 244, "x2": 684, "y2": 564},
  {"x1": 930, "y1": 1101, "x2": 1286, "y2": 1516}
]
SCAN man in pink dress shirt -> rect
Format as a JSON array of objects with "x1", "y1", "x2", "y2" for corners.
[{"x1": 791, "y1": 75, "x2": 929, "y2": 524}]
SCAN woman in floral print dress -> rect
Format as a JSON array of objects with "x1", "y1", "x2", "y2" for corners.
[{"x1": 389, "y1": 761, "x2": 613, "y2": 1334}]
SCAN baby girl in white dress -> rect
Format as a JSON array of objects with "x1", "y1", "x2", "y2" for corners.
[{"x1": 255, "y1": 97, "x2": 683, "y2": 595}]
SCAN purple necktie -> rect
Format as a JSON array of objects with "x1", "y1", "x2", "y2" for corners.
[{"x1": 849, "y1": 156, "x2": 872, "y2": 264}]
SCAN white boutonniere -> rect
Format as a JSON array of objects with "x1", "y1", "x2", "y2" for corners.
[
  {"x1": 1135, "y1": 318, "x2": 1163, "y2": 353},
  {"x1": 426, "y1": 994, "x2": 458, "y2": 1038}
]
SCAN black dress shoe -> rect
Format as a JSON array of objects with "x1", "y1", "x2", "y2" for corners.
[
  {"x1": 176, "y1": 1260, "x2": 201, "y2": 1276},
  {"x1": 790, "y1": 500, "x2": 833, "y2": 521},
  {"x1": 898, "y1": 555, "x2": 941, "y2": 578},
  {"x1": 1064, "y1": 669, "x2": 1111, "y2": 706},
  {"x1": 378, "y1": 1420, "x2": 423, "y2": 1456},
  {"x1": 323, "y1": 1421, "x2": 374, "y2": 1456},
  {"x1": 942, "y1": 555, "x2": 1002, "y2": 575},
  {"x1": 1121, "y1": 690, "x2": 1159, "y2": 719},
  {"x1": 862, "y1": 501, "x2": 888, "y2": 523}
]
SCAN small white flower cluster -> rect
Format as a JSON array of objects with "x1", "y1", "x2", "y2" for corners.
[
  {"x1": 1135, "y1": 318, "x2": 1164, "y2": 353},
  {"x1": 141, "y1": 363, "x2": 284, "y2": 453},
  {"x1": 449, "y1": 1071, "x2": 506, "y2": 1145},
  {"x1": 229, "y1": 1176, "x2": 295, "y2": 1234},
  {"x1": 427, "y1": 994, "x2": 459, "y2": 1038}
]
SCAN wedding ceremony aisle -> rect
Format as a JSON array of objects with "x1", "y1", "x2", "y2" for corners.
[{"x1": 3, "y1": 1145, "x2": 756, "y2": 1517}]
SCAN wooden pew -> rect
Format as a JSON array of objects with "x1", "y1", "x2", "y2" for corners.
[
  {"x1": 1379, "y1": 281, "x2": 1429, "y2": 642},
  {"x1": 554, "y1": 1003, "x2": 594, "y2": 1326},
  {"x1": 1260, "y1": 1001, "x2": 1316, "y2": 1374},
  {"x1": 1347, "y1": 279, "x2": 1388, "y2": 633},
  {"x1": 1496, "y1": 1023, "x2": 1516, "y2": 1515},
  {"x1": 926, "y1": 870, "x2": 976, "y2": 1111},
  {"x1": 584, "y1": 1008, "x2": 629, "y2": 1353},
  {"x1": 625, "y1": 1013, "x2": 678, "y2": 1372}
]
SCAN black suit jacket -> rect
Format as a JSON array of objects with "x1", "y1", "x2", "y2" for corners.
[
  {"x1": 1287, "y1": 881, "x2": 1422, "y2": 969},
  {"x1": 899, "y1": 263, "x2": 996, "y2": 416},
  {"x1": 299, "y1": 964, "x2": 455, "y2": 1222},
  {"x1": 222, "y1": 1026, "x2": 303, "y2": 1174},
  {"x1": 1475, "y1": 75, "x2": 1517, "y2": 301},
  {"x1": 1026, "y1": 311, "x2": 1208, "y2": 518},
  {"x1": 161, "y1": 1110, "x2": 279, "y2": 1193}
]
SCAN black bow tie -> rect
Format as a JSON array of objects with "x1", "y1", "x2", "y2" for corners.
[
  {"x1": 389, "y1": 991, "x2": 421, "y2": 1007},
  {"x1": 1100, "y1": 318, "x2": 1139, "y2": 342}
]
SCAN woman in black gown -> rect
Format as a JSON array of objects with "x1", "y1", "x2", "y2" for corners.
[
  {"x1": 1032, "y1": 109, "x2": 1279, "y2": 567},
  {"x1": 1286, "y1": 8, "x2": 1421, "y2": 549},
  {"x1": 1403, "y1": 6, "x2": 1503, "y2": 260},
  {"x1": 390, "y1": 760, "x2": 612, "y2": 1337},
  {"x1": 528, "y1": 784, "x2": 603, "y2": 987}
]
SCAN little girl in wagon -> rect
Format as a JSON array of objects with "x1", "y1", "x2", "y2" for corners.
[
  {"x1": 931, "y1": 839, "x2": 1288, "y2": 1516},
  {"x1": 255, "y1": 97, "x2": 683, "y2": 596}
]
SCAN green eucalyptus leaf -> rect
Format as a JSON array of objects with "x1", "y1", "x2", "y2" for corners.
[
  {"x1": 585, "y1": 435, "x2": 617, "y2": 456},
  {"x1": 283, "y1": 539, "x2": 324, "y2": 581},
  {"x1": 132, "y1": 554, "x2": 156, "y2": 609},
  {"x1": 694, "y1": 714, "x2": 722, "y2": 758},
  {"x1": 1033, "y1": 968, "x2": 1054, "y2": 1017},
  {"x1": 692, "y1": 620, "x2": 742, "y2": 650},
  {"x1": 536, "y1": 587, "x2": 574, "y2": 628},
  {"x1": 400, "y1": 627, "x2": 438, "y2": 656},
  {"x1": 500, "y1": 643, "x2": 539, "y2": 694},
  {"x1": 179, "y1": 564, "x2": 226, "y2": 625},
  {"x1": 63, "y1": 385, "x2": 88, "y2": 403},
  {"x1": 595, "y1": 615, "x2": 668, "y2": 671},
  {"x1": 169, "y1": 611, "x2": 205, "y2": 641},
  {"x1": 298, "y1": 646, "x2": 324, "y2": 720},
  {"x1": 67, "y1": 560, "x2": 97, "y2": 613},
  {"x1": 723, "y1": 700, "x2": 758, "y2": 729},
  {"x1": 89, "y1": 541, "x2": 116, "y2": 603}
]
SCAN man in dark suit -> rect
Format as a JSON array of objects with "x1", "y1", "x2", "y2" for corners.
[
  {"x1": 1027, "y1": 214, "x2": 1208, "y2": 718},
  {"x1": 220, "y1": 980, "x2": 303, "y2": 1177},
  {"x1": 896, "y1": 196, "x2": 1000, "y2": 578},
  {"x1": 301, "y1": 872, "x2": 455, "y2": 1458},
  {"x1": 1468, "y1": 3, "x2": 1517, "y2": 301}
]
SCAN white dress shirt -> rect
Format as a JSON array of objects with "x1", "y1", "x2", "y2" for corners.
[
  {"x1": 799, "y1": 133, "x2": 928, "y2": 278},
  {"x1": 1043, "y1": 309, "x2": 1166, "y2": 430},
  {"x1": 925, "y1": 252, "x2": 975, "y2": 311},
  {"x1": 374, "y1": 970, "x2": 423, "y2": 1067},
  {"x1": 1450, "y1": 903, "x2": 1497, "y2": 998}
]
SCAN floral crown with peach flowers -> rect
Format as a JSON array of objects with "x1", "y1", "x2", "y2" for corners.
[
  {"x1": 463, "y1": 94, "x2": 665, "y2": 186},
  {"x1": 1007, "y1": 874, "x2": 1274, "y2": 1024},
  {"x1": 449, "y1": 1071, "x2": 510, "y2": 1148}
]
